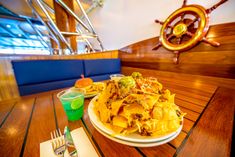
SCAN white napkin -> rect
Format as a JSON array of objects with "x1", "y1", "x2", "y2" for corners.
[{"x1": 40, "y1": 127, "x2": 99, "y2": 157}]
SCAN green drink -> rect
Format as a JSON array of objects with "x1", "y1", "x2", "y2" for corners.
[{"x1": 57, "y1": 90, "x2": 84, "y2": 121}]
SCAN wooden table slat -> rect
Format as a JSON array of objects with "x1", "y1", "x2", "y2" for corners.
[
  {"x1": 182, "y1": 118, "x2": 194, "y2": 133},
  {"x1": 1, "y1": 71, "x2": 233, "y2": 157},
  {"x1": 177, "y1": 87, "x2": 235, "y2": 157},
  {"x1": 157, "y1": 77, "x2": 217, "y2": 93},
  {"x1": 0, "y1": 101, "x2": 15, "y2": 127},
  {"x1": 180, "y1": 107, "x2": 199, "y2": 122},
  {"x1": 175, "y1": 98, "x2": 204, "y2": 113},
  {"x1": 166, "y1": 87, "x2": 210, "y2": 102},
  {"x1": 163, "y1": 83, "x2": 213, "y2": 98},
  {"x1": 169, "y1": 132, "x2": 187, "y2": 148},
  {"x1": 0, "y1": 97, "x2": 35, "y2": 157},
  {"x1": 175, "y1": 93, "x2": 208, "y2": 107},
  {"x1": 140, "y1": 144, "x2": 176, "y2": 157},
  {"x1": 23, "y1": 95, "x2": 56, "y2": 157},
  {"x1": 52, "y1": 93, "x2": 69, "y2": 130}
]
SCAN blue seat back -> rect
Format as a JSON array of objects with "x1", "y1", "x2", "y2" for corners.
[
  {"x1": 12, "y1": 60, "x2": 84, "y2": 85},
  {"x1": 11, "y1": 58, "x2": 121, "y2": 96},
  {"x1": 83, "y1": 59, "x2": 121, "y2": 77}
]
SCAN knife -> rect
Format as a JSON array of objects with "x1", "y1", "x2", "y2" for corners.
[{"x1": 64, "y1": 126, "x2": 78, "y2": 157}]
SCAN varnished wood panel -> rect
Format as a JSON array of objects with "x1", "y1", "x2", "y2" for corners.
[
  {"x1": 0, "y1": 50, "x2": 118, "y2": 102},
  {"x1": 121, "y1": 66, "x2": 235, "y2": 90},
  {"x1": 121, "y1": 61, "x2": 235, "y2": 78},
  {"x1": 182, "y1": 119, "x2": 194, "y2": 133},
  {"x1": 140, "y1": 144, "x2": 176, "y2": 157},
  {"x1": 0, "y1": 101, "x2": 15, "y2": 126},
  {"x1": 54, "y1": 0, "x2": 77, "y2": 52},
  {"x1": 119, "y1": 22, "x2": 235, "y2": 78},
  {"x1": 0, "y1": 97, "x2": 35, "y2": 157},
  {"x1": 23, "y1": 94, "x2": 56, "y2": 157},
  {"x1": 175, "y1": 98, "x2": 204, "y2": 113},
  {"x1": 169, "y1": 132, "x2": 187, "y2": 148},
  {"x1": 177, "y1": 87, "x2": 235, "y2": 157},
  {"x1": 120, "y1": 67, "x2": 221, "y2": 154}
]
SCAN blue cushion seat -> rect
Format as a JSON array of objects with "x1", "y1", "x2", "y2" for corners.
[
  {"x1": 12, "y1": 60, "x2": 84, "y2": 96},
  {"x1": 18, "y1": 78, "x2": 78, "y2": 96},
  {"x1": 11, "y1": 58, "x2": 121, "y2": 96},
  {"x1": 12, "y1": 60, "x2": 84, "y2": 85}
]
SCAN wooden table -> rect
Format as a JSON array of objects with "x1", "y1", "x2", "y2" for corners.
[{"x1": 0, "y1": 76, "x2": 234, "y2": 157}]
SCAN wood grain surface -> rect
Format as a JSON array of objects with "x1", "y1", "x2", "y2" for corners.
[
  {"x1": 121, "y1": 66, "x2": 235, "y2": 91},
  {"x1": 0, "y1": 72, "x2": 233, "y2": 157},
  {"x1": 23, "y1": 94, "x2": 56, "y2": 157},
  {"x1": 54, "y1": 0, "x2": 77, "y2": 52},
  {"x1": 0, "y1": 97, "x2": 35, "y2": 157},
  {"x1": 0, "y1": 101, "x2": 15, "y2": 127},
  {"x1": 177, "y1": 87, "x2": 235, "y2": 157},
  {"x1": 119, "y1": 22, "x2": 235, "y2": 79}
]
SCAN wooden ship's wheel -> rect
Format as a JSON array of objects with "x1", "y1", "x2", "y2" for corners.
[{"x1": 153, "y1": 0, "x2": 228, "y2": 63}]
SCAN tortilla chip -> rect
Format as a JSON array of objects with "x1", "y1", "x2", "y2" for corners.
[
  {"x1": 112, "y1": 116, "x2": 128, "y2": 128},
  {"x1": 111, "y1": 100, "x2": 124, "y2": 116}
]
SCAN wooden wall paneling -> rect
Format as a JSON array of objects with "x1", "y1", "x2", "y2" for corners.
[
  {"x1": 0, "y1": 57, "x2": 20, "y2": 100},
  {"x1": 121, "y1": 66, "x2": 235, "y2": 90},
  {"x1": 121, "y1": 61, "x2": 235, "y2": 78},
  {"x1": 0, "y1": 50, "x2": 118, "y2": 102},
  {"x1": 119, "y1": 23, "x2": 235, "y2": 79}
]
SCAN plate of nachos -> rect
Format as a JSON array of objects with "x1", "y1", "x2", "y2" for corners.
[{"x1": 88, "y1": 72, "x2": 185, "y2": 143}]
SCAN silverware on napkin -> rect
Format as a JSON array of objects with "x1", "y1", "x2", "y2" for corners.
[
  {"x1": 51, "y1": 129, "x2": 66, "y2": 157},
  {"x1": 64, "y1": 126, "x2": 78, "y2": 157}
]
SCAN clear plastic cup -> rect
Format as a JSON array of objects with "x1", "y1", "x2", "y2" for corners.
[
  {"x1": 57, "y1": 90, "x2": 84, "y2": 121},
  {"x1": 110, "y1": 74, "x2": 125, "y2": 81}
]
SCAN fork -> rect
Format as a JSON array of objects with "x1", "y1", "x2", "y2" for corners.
[{"x1": 51, "y1": 129, "x2": 66, "y2": 157}]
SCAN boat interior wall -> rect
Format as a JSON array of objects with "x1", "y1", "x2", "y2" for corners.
[
  {"x1": 1, "y1": 23, "x2": 235, "y2": 101},
  {"x1": 120, "y1": 22, "x2": 235, "y2": 79}
]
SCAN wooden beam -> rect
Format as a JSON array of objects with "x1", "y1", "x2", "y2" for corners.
[{"x1": 53, "y1": 0, "x2": 77, "y2": 53}]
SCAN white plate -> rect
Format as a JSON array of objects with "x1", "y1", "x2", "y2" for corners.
[
  {"x1": 110, "y1": 74, "x2": 125, "y2": 81},
  {"x1": 91, "y1": 120, "x2": 181, "y2": 147},
  {"x1": 88, "y1": 96, "x2": 183, "y2": 143},
  {"x1": 70, "y1": 82, "x2": 105, "y2": 98},
  {"x1": 84, "y1": 94, "x2": 98, "y2": 98},
  {"x1": 69, "y1": 87, "x2": 96, "y2": 98}
]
